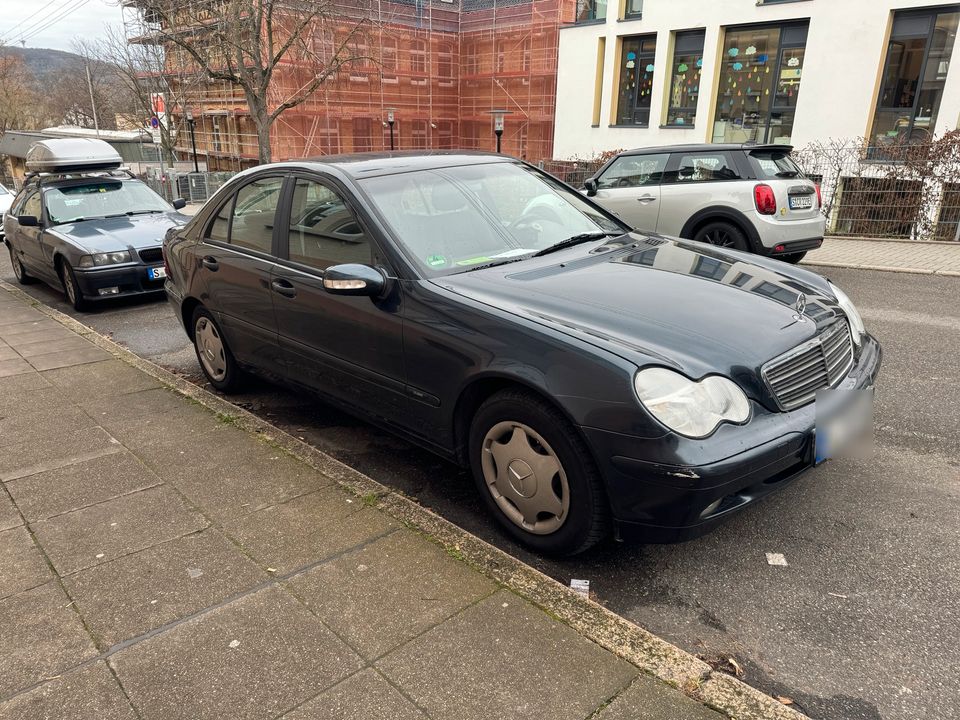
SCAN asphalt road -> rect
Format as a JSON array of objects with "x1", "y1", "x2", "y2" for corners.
[{"x1": 2, "y1": 247, "x2": 957, "y2": 720}]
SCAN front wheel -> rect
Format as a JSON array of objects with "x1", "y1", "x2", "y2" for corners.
[
  {"x1": 8, "y1": 245, "x2": 35, "y2": 285},
  {"x1": 191, "y1": 306, "x2": 244, "y2": 393},
  {"x1": 469, "y1": 389, "x2": 609, "y2": 555},
  {"x1": 58, "y1": 260, "x2": 87, "y2": 311},
  {"x1": 693, "y1": 221, "x2": 749, "y2": 252}
]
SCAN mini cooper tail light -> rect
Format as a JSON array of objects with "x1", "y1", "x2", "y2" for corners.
[
  {"x1": 815, "y1": 183, "x2": 822, "y2": 209},
  {"x1": 754, "y1": 184, "x2": 777, "y2": 215}
]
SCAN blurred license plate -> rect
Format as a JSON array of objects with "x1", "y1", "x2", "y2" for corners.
[
  {"x1": 814, "y1": 388, "x2": 874, "y2": 464},
  {"x1": 790, "y1": 195, "x2": 813, "y2": 210},
  {"x1": 148, "y1": 266, "x2": 167, "y2": 280}
]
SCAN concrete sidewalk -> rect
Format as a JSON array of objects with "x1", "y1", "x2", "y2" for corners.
[
  {"x1": 802, "y1": 236, "x2": 960, "y2": 276},
  {"x1": 0, "y1": 283, "x2": 803, "y2": 720}
]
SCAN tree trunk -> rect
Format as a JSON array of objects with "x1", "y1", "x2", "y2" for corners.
[{"x1": 247, "y1": 93, "x2": 272, "y2": 165}]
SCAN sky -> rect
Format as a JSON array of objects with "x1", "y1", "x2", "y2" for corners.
[{"x1": 1, "y1": 0, "x2": 122, "y2": 52}]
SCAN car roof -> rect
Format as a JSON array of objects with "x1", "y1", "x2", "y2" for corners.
[
  {"x1": 616, "y1": 143, "x2": 794, "y2": 156},
  {"x1": 270, "y1": 151, "x2": 517, "y2": 179}
]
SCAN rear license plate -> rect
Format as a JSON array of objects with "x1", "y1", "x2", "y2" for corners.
[
  {"x1": 148, "y1": 266, "x2": 167, "y2": 280},
  {"x1": 789, "y1": 195, "x2": 813, "y2": 210}
]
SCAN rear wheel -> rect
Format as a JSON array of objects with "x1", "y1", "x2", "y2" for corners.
[
  {"x1": 779, "y1": 252, "x2": 807, "y2": 264},
  {"x1": 469, "y1": 389, "x2": 609, "y2": 555},
  {"x1": 58, "y1": 260, "x2": 87, "y2": 311},
  {"x1": 191, "y1": 306, "x2": 244, "y2": 393},
  {"x1": 8, "y1": 245, "x2": 34, "y2": 285},
  {"x1": 693, "y1": 221, "x2": 749, "y2": 252}
]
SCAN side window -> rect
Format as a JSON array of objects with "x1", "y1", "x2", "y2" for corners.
[
  {"x1": 671, "y1": 152, "x2": 741, "y2": 183},
  {"x1": 286, "y1": 178, "x2": 371, "y2": 271},
  {"x1": 23, "y1": 192, "x2": 42, "y2": 219},
  {"x1": 597, "y1": 154, "x2": 668, "y2": 189},
  {"x1": 205, "y1": 195, "x2": 233, "y2": 242},
  {"x1": 229, "y1": 177, "x2": 284, "y2": 254}
]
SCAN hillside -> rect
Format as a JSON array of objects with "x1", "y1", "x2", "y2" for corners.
[{"x1": 0, "y1": 46, "x2": 86, "y2": 86}]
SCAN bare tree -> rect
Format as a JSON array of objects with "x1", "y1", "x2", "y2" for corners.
[{"x1": 139, "y1": 0, "x2": 373, "y2": 164}]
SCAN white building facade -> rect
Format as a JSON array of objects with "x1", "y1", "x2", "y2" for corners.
[{"x1": 553, "y1": 0, "x2": 960, "y2": 158}]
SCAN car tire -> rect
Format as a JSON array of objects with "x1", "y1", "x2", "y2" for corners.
[
  {"x1": 468, "y1": 389, "x2": 609, "y2": 555},
  {"x1": 8, "y1": 245, "x2": 35, "y2": 285},
  {"x1": 693, "y1": 221, "x2": 749, "y2": 252},
  {"x1": 779, "y1": 252, "x2": 807, "y2": 264},
  {"x1": 58, "y1": 260, "x2": 88, "y2": 312},
  {"x1": 191, "y1": 306, "x2": 244, "y2": 393}
]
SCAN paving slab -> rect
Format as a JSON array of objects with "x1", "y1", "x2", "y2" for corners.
[
  {"x1": 0, "y1": 661, "x2": 138, "y2": 720},
  {"x1": 112, "y1": 586, "x2": 364, "y2": 720},
  {"x1": 594, "y1": 674, "x2": 725, "y2": 720},
  {"x1": 283, "y1": 669, "x2": 427, "y2": 720},
  {"x1": 15, "y1": 336, "x2": 100, "y2": 358},
  {"x1": 66, "y1": 529, "x2": 270, "y2": 648},
  {"x1": 222, "y1": 488, "x2": 397, "y2": 575},
  {"x1": 40, "y1": 358, "x2": 161, "y2": 402},
  {"x1": 288, "y1": 530, "x2": 496, "y2": 660},
  {"x1": 0, "y1": 525, "x2": 52, "y2": 600},
  {"x1": 0, "y1": 491, "x2": 22, "y2": 531},
  {"x1": 0, "y1": 426, "x2": 122, "y2": 482},
  {"x1": 0, "y1": 581, "x2": 98, "y2": 698},
  {"x1": 0, "y1": 370, "x2": 52, "y2": 395},
  {"x1": 0, "y1": 358, "x2": 32, "y2": 378},
  {"x1": 26, "y1": 346, "x2": 112, "y2": 371},
  {"x1": 31, "y1": 485, "x2": 208, "y2": 576},
  {"x1": 0, "y1": 405, "x2": 98, "y2": 449},
  {"x1": 0, "y1": 317, "x2": 63, "y2": 334},
  {"x1": 0, "y1": 346, "x2": 18, "y2": 361},
  {"x1": 377, "y1": 589, "x2": 638, "y2": 720},
  {"x1": 5, "y1": 450, "x2": 161, "y2": 523},
  {"x1": 2, "y1": 328, "x2": 77, "y2": 348}
]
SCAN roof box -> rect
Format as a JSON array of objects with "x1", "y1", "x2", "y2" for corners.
[{"x1": 25, "y1": 138, "x2": 123, "y2": 173}]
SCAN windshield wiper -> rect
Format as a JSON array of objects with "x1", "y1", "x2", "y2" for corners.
[
  {"x1": 462, "y1": 256, "x2": 532, "y2": 273},
  {"x1": 125, "y1": 209, "x2": 164, "y2": 216},
  {"x1": 532, "y1": 231, "x2": 621, "y2": 258}
]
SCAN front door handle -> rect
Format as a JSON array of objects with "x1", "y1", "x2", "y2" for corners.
[
  {"x1": 201, "y1": 256, "x2": 219, "y2": 271},
  {"x1": 271, "y1": 278, "x2": 297, "y2": 298},
  {"x1": 637, "y1": 195, "x2": 657, "y2": 204}
]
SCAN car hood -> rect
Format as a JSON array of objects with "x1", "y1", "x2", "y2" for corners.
[
  {"x1": 49, "y1": 212, "x2": 189, "y2": 253},
  {"x1": 434, "y1": 234, "x2": 844, "y2": 395}
]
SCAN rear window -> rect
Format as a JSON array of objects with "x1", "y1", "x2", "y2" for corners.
[{"x1": 749, "y1": 151, "x2": 805, "y2": 180}]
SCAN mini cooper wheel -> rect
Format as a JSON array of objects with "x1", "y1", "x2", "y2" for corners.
[
  {"x1": 693, "y1": 221, "x2": 749, "y2": 252},
  {"x1": 469, "y1": 389, "x2": 609, "y2": 555},
  {"x1": 8, "y1": 245, "x2": 34, "y2": 285},
  {"x1": 192, "y1": 306, "x2": 244, "y2": 393},
  {"x1": 58, "y1": 260, "x2": 88, "y2": 311}
]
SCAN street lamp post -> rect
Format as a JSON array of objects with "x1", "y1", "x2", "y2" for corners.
[
  {"x1": 185, "y1": 109, "x2": 199, "y2": 173},
  {"x1": 487, "y1": 110, "x2": 512, "y2": 154},
  {"x1": 386, "y1": 108, "x2": 396, "y2": 151}
]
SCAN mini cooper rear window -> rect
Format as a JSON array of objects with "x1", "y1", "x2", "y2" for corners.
[{"x1": 749, "y1": 151, "x2": 805, "y2": 180}]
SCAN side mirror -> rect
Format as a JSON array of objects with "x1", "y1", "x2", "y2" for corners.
[
  {"x1": 172, "y1": 198, "x2": 187, "y2": 210},
  {"x1": 584, "y1": 178, "x2": 598, "y2": 197},
  {"x1": 322, "y1": 263, "x2": 388, "y2": 298},
  {"x1": 17, "y1": 215, "x2": 39, "y2": 227}
]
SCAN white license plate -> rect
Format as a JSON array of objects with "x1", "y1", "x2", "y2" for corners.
[
  {"x1": 789, "y1": 195, "x2": 813, "y2": 210},
  {"x1": 148, "y1": 266, "x2": 167, "y2": 280},
  {"x1": 814, "y1": 388, "x2": 874, "y2": 464}
]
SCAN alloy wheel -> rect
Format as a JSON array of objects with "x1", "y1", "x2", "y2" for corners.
[
  {"x1": 480, "y1": 421, "x2": 570, "y2": 535},
  {"x1": 62, "y1": 267, "x2": 77, "y2": 304},
  {"x1": 10, "y1": 251, "x2": 22, "y2": 281},
  {"x1": 195, "y1": 316, "x2": 227, "y2": 382},
  {"x1": 705, "y1": 229, "x2": 734, "y2": 247}
]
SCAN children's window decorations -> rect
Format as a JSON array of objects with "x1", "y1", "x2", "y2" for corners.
[
  {"x1": 757, "y1": 53, "x2": 768, "y2": 63},
  {"x1": 678, "y1": 62, "x2": 689, "y2": 73},
  {"x1": 696, "y1": 58, "x2": 703, "y2": 68},
  {"x1": 626, "y1": 50, "x2": 636, "y2": 69},
  {"x1": 745, "y1": 45, "x2": 757, "y2": 55},
  {"x1": 728, "y1": 47, "x2": 739, "y2": 57},
  {"x1": 732, "y1": 61, "x2": 743, "y2": 71},
  {"x1": 646, "y1": 64, "x2": 655, "y2": 72},
  {"x1": 787, "y1": 56, "x2": 801, "y2": 67}
]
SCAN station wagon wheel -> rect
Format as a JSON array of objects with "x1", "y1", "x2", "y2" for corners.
[
  {"x1": 191, "y1": 306, "x2": 244, "y2": 393},
  {"x1": 693, "y1": 221, "x2": 748, "y2": 252},
  {"x1": 58, "y1": 260, "x2": 87, "y2": 311},
  {"x1": 469, "y1": 389, "x2": 609, "y2": 555},
  {"x1": 8, "y1": 245, "x2": 34, "y2": 285}
]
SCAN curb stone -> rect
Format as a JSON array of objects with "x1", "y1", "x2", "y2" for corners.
[
  {"x1": 801, "y1": 260, "x2": 960, "y2": 277},
  {"x1": 0, "y1": 279, "x2": 808, "y2": 720}
]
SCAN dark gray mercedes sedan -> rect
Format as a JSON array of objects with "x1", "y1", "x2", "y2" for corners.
[{"x1": 163, "y1": 152, "x2": 881, "y2": 555}]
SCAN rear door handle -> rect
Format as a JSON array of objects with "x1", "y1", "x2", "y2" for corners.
[
  {"x1": 201, "y1": 256, "x2": 219, "y2": 271},
  {"x1": 637, "y1": 195, "x2": 657, "y2": 204},
  {"x1": 271, "y1": 278, "x2": 297, "y2": 298}
]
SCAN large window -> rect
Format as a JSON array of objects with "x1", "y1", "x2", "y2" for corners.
[
  {"x1": 712, "y1": 22, "x2": 808, "y2": 145},
  {"x1": 576, "y1": 0, "x2": 606, "y2": 23},
  {"x1": 287, "y1": 179, "x2": 370, "y2": 270},
  {"x1": 229, "y1": 177, "x2": 283, "y2": 254},
  {"x1": 871, "y1": 8, "x2": 960, "y2": 149},
  {"x1": 623, "y1": 0, "x2": 642, "y2": 20},
  {"x1": 666, "y1": 31, "x2": 704, "y2": 126},
  {"x1": 615, "y1": 35, "x2": 657, "y2": 126}
]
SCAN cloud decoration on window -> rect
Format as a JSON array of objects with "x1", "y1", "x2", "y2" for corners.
[{"x1": 728, "y1": 48, "x2": 739, "y2": 57}]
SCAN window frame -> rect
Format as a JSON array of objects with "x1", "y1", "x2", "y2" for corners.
[
  {"x1": 201, "y1": 172, "x2": 287, "y2": 259},
  {"x1": 664, "y1": 30, "x2": 705, "y2": 127},
  {"x1": 614, "y1": 34, "x2": 658, "y2": 127}
]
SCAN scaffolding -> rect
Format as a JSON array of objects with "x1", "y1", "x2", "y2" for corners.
[{"x1": 122, "y1": 0, "x2": 574, "y2": 170}]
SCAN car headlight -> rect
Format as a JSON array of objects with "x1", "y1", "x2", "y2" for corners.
[
  {"x1": 828, "y1": 282, "x2": 865, "y2": 347},
  {"x1": 78, "y1": 251, "x2": 132, "y2": 268},
  {"x1": 634, "y1": 367, "x2": 751, "y2": 439}
]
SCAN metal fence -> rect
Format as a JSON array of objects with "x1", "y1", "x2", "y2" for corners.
[{"x1": 139, "y1": 168, "x2": 237, "y2": 205}]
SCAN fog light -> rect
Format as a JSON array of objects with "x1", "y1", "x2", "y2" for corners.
[{"x1": 97, "y1": 287, "x2": 120, "y2": 296}]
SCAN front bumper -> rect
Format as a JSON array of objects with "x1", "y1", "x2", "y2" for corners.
[
  {"x1": 74, "y1": 264, "x2": 166, "y2": 300},
  {"x1": 584, "y1": 334, "x2": 882, "y2": 543}
]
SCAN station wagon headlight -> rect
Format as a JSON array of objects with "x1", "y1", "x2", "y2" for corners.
[
  {"x1": 828, "y1": 282, "x2": 865, "y2": 348},
  {"x1": 78, "y1": 251, "x2": 132, "y2": 268},
  {"x1": 634, "y1": 368, "x2": 751, "y2": 439}
]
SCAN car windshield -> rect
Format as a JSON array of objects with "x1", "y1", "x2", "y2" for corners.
[
  {"x1": 749, "y1": 151, "x2": 805, "y2": 179},
  {"x1": 0, "y1": 185, "x2": 9, "y2": 196},
  {"x1": 360, "y1": 162, "x2": 626, "y2": 276},
  {"x1": 43, "y1": 180, "x2": 170, "y2": 225}
]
